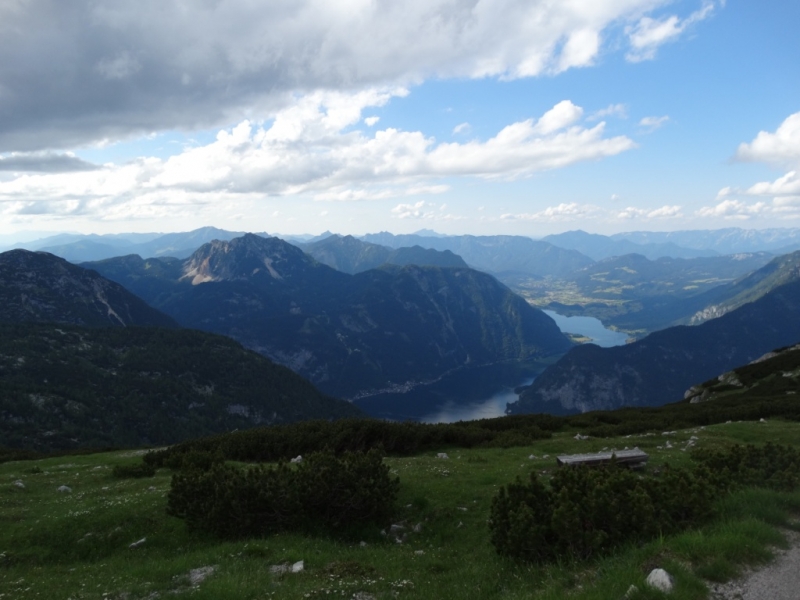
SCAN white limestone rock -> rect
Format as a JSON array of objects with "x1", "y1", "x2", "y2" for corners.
[{"x1": 645, "y1": 568, "x2": 673, "y2": 593}]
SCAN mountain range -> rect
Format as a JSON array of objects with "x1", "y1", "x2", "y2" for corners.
[{"x1": 85, "y1": 234, "x2": 573, "y2": 398}]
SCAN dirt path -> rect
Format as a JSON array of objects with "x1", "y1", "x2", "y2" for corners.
[{"x1": 708, "y1": 530, "x2": 800, "y2": 600}]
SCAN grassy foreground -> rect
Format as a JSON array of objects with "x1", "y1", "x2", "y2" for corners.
[{"x1": 2, "y1": 420, "x2": 800, "y2": 599}]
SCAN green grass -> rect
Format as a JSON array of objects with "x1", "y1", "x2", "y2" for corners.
[{"x1": 2, "y1": 421, "x2": 800, "y2": 599}]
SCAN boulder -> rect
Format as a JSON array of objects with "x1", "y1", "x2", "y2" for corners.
[{"x1": 645, "y1": 568, "x2": 673, "y2": 593}]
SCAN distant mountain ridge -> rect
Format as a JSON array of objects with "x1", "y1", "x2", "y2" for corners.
[
  {"x1": 508, "y1": 278, "x2": 800, "y2": 415},
  {"x1": 361, "y1": 232, "x2": 593, "y2": 277},
  {"x1": 86, "y1": 234, "x2": 573, "y2": 398},
  {"x1": 0, "y1": 249, "x2": 177, "y2": 328},
  {"x1": 542, "y1": 229, "x2": 716, "y2": 260},
  {"x1": 6, "y1": 227, "x2": 262, "y2": 262},
  {"x1": 612, "y1": 228, "x2": 800, "y2": 255},
  {"x1": 296, "y1": 234, "x2": 469, "y2": 274}
]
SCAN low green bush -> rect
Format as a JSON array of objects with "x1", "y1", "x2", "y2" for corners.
[
  {"x1": 491, "y1": 443, "x2": 800, "y2": 564},
  {"x1": 693, "y1": 442, "x2": 800, "y2": 492},
  {"x1": 111, "y1": 462, "x2": 156, "y2": 479},
  {"x1": 166, "y1": 449, "x2": 399, "y2": 539},
  {"x1": 490, "y1": 463, "x2": 715, "y2": 563}
]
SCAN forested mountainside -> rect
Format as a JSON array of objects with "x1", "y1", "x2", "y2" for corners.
[
  {"x1": 508, "y1": 279, "x2": 800, "y2": 415},
  {"x1": 0, "y1": 249, "x2": 176, "y2": 328},
  {"x1": 0, "y1": 324, "x2": 360, "y2": 451},
  {"x1": 86, "y1": 234, "x2": 573, "y2": 398}
]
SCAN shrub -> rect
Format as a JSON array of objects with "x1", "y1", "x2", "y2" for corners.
[
  {"x1": 111, "y1": 462, "x2": 156, "y2": 479},
  {"x1": 490, "y1": 463, "x2": 714, "y2": 563},
  {"x1": 167, "y1": 449, "x2": 398, "y2": 539}
]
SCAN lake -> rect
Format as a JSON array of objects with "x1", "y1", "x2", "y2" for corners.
[
  {"x1": 543, "y1": 310, "x2": 630, "y2": 347},
  {"x1": 354, "y1": 311, "x2": 628, "y2": 422}
]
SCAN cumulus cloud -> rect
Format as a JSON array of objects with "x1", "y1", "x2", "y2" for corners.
[
  {"x1": 626, "y1": 0, "x2": 721, "y2": 62},
  {"x1": 713, "y1": 112, "x2": 800, "y2": 219},
  {"x1": 0, "y1": 98, "x2": 636, "y2": 219},
  {"x1": 696, "y1": 199, "x2": 770, "y2": 220},
  {"x1": 735, "y1": 112, "x2": 800, "y2": 168},
  {"x1": 0, "y1": 0, "x2": 682, "y2": 152}
]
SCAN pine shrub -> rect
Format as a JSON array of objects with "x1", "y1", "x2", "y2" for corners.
[
  {"x1": 490, "y1": 463, "x2": 713, "y2": 563},
  {"x1": 166, "y1": 449, "x2": 398, "y2": 539}
]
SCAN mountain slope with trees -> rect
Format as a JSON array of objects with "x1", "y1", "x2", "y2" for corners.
[
  {"x1": 0, "y1": 324, "x2": 360, "y2": 451},
  {"x1": 0, "y1": 249, "x2": 177, "y2": 328}
]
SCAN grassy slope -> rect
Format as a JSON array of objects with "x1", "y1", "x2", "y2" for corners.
[{"x1": 2, "y1": 420, "x2": 800, "y2": 599}]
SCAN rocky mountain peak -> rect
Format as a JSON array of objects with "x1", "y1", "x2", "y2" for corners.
[{"x1": 181, "y1": 234, "x2": 316, "y2": 284}]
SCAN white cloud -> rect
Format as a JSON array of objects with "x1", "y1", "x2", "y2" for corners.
[
  {"x1": 714, "y1": 112, "x2": 800, "y2": 220},
  {"x1": 391, "y1": 200, "x2": 464, "y2": 221},
  {"x1": 533, "y1": 101, "x2": 584, "y2": 135},
  {"x1": 453, "y1": 122, "x2": 471, "y2": 135},
  {"x1": 735, "y1": 112, "x2": 800, "y2": 168},
  {"x1": 639, "y1": 115, "x2": 670, "y2": 132},
  {"x1": 0, "y1": 97, "x2": 636, "y2": 219},
  {"x1": 695, "y1": 199, "x2": 770, "y2": 220},
  {"x1": 0, "y1": 0, "x2": 685, "y2": 152},
  {"x1": 617, "y1": 204, "x2": 682, "y2": 219},
  {"x1": 626, "y1": 1, "x2": 720, "y2": 62},
  {"x1": 589, "y1": 104, "x2": 628, "y2": 121},
  {"x1": 364, "y1": 116, "x2": 380, "y2": 127},
  {"x1": 744, "y1": 171, "x2": 800, "y2": 198},
  {"x1": 501, "y1": 202, "x2": 683, "y2": 223},
  {"x1": 500, "y1": 203, "x2": 603, "y2": 222}
]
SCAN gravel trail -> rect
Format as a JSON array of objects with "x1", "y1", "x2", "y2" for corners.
[{"x1": 708, "y1": 530, "x2": 800, "y2": 600}]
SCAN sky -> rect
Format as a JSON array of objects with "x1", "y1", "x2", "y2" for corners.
[{"x1": 0, "y1": 0, "x2": 798, "y2": 238}]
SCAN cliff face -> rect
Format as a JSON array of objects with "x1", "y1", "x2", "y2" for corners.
[{"x1": 509, "y1": 279, "x2": 800, "y2": 415}]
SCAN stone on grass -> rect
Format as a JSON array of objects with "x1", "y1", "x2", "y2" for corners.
[
  {"x1": 269, "y1": 560, "x2": 304, "y2": 575},
  {"x1": 645, "y1": 568, "x2": 673, "y2": 593},
  {"x1": 290, "y1": 455, "x2": 303, "y2": 463},
  {"x1": 188, "y1": 565, "x2": 217, "y2": 586},
  {"x1": 129, "y1": 537, "x2": 147, "y2": 549},
  {"x1": 436, "y1": 453, "x2": 449, "y2": 459},
  {"x1": 57, "y1": 485, "x2": 72, "y2": 493},
  {"x1": 13, "y1": 480, "x2": 24, "y2": 489},
  {"x1": 574, "y1": 433, "x2": 589, "y2": 440},
  {"x1": 623, "y1": 584, "x2": 638, "y2": 598}
]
